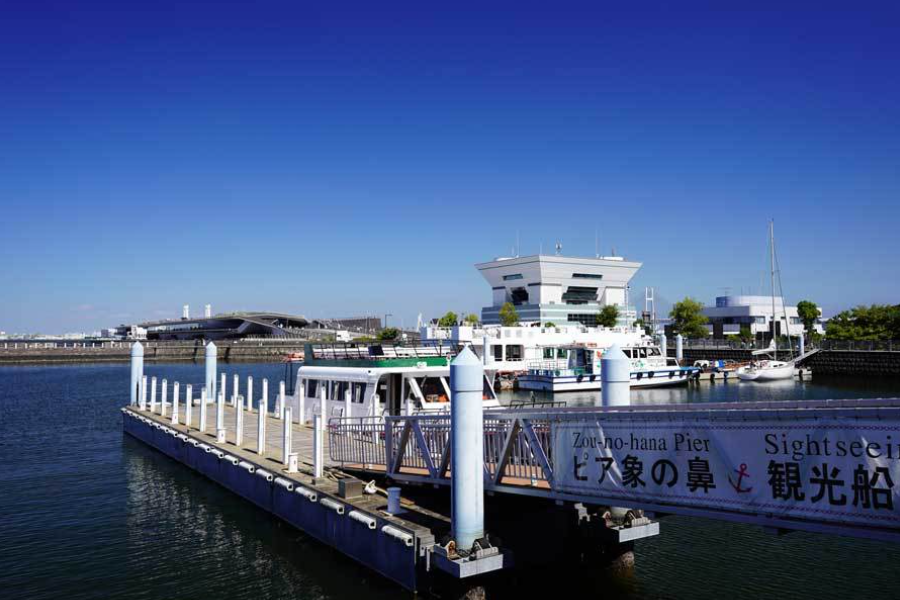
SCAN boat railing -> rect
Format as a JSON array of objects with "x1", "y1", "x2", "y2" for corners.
[{"x1": 307, "y1": 341, "x2": 465, "y2": 361}]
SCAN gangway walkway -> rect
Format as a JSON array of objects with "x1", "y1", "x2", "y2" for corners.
[{"x1": 330, "y1": 398, "x2": 900, "y2": 543}]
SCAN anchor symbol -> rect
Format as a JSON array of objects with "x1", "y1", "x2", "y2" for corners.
[{"x1": 728, "y1": 463, "x2": 753, "y2": 493}]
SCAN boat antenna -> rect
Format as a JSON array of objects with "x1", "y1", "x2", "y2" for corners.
[
  {"x1": 516, "y1": 230, "x2": 520, "y2": 258},
  {"x1": 555, "y1": 240, "x2": 562, "y2": 256},
  {"x1": 595, "y1": 229, "x2": 599, "y2": 258}
]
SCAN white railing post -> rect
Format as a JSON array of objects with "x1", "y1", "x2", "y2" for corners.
[
  {"x1": 235, "y1": 398, "x2": 244, "y2": 448},
  {"x1": 130, "y1": 342, "x2": 144, "y2": 406},
  {"x1": 171, "y1": 382, "x2": 180, "y2": 425},
  {"x1": 279, "y1": 381, "x2": 286, "y2": 420},
  {"x1": 220, "y1": 373, "x2": 227, "y2": 407},
  {"x1": 199, "y1": 386, "x2": 208, "y2": 432},
  {"x1": 160, "y1": 379, "x2": 168, "y2": 417},
  {"x1": 246, "y1": 376, "x2": 254, "y2": 412},
  {"x1": 149, "y1": 376, "x2": 158, "y2": 413},
  {"x1": 313, "y1": 414, "x2": 324, "y2": 480},
  {"x1": 216, "y1": 389, "x2": 225, "y2": 432},
  {"x1": 320, "y1": 385, "x2": 327, "y2": 423},
  {"x1": 232, "y1": 374, "x2": 239, "y2": 407},
  {"x1": 283, "y1": 407, "x2": 292, "y2": 466},
  {"x1": 184, "y1": 384, "x2": 193, "y2": 428},
  {"x1": 258, "y1": 384, "x2": 267, "y2": 456},
  {"x1": 139, "y1": 376, "x2": 148, "y2": 411}
]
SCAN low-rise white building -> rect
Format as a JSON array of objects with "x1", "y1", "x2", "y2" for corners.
[{"x1": 702, "y1": 295, "x2": 824, "y2": 338}]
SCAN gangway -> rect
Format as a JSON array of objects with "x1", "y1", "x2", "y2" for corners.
[
  {"x1": 793, "y1": 347, "x2": 821, "y2": 365},
  {"x1": 330, "y1": 398, "x2": 900, "y2": 543}
]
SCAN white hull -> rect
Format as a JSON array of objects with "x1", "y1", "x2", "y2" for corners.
[
  {"x1": 518, "y1": 367, "x2": 697, "y2": 393},
  {"x1": 738, "y1": 362, "x2": 795, "y2": 382}
]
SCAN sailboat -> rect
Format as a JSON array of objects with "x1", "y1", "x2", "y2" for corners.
[{"x1": 738, "y1": 221, "x2": 795, "y2": 382}]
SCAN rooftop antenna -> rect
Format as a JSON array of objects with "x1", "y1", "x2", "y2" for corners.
[
  {"x1": 555, "y1": 240, "x2": 562, "y2": 256},
  {"x1": 595, "y1": 229, "x2": 599, "y2": 258},
  {"x1": 539, "y1": 241, "x2": 543, "y2": 255},
  {"x1": 611, "y1": 246, "x2": 616, "y2": 257},
  {"x1": 516, "y1": 230, "x2": 520, "y2": 258}
]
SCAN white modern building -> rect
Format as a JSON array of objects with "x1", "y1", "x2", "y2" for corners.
[
  {"x1": 475, "y1": 253, "x2": 641, "y2": 327},
  {"x1": 702, "y1": 295, "x2": 824, "y2": 338}
]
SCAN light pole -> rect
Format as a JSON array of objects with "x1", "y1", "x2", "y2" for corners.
[{"x1": 384, "y1": 313, "x2": 393, "y2": 330}]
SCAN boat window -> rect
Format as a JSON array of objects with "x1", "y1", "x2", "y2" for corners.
[
  {"x1": 305, "y1": 379, "x2": 319, "y2": 398},
  {"x1": 502, "y1": 273, "x2": 524, "y2": 280},
  {"x1": 418, "y1": 376, "x2": 449, "y2": 403},
  {"x1": 505, "y1": 345, "x2": 523, "y2": 361},
  {"x1": 352, "y1": 382, "x2": 366, "y2": 403},
  {"x1": 543, "y1": 348, "x2": 554, "y2": 359},
  {"x1": 558, "y1": 348, "x2": 567, "y2": 358},
  {"x1": 649, "y1": 347, "x2": 661, "y2": 356},
  {"x1": 492, "y1": 345, "x2": 503, "y2": 361}
]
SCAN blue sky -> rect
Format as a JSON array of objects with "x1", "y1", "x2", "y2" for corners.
[{"x1": 2, "y1": 2, "x2": 898, "y2": 333}]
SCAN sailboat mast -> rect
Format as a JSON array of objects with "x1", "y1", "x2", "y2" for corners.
[{"x1": 770, "y1": 220, "x2": 777, "y2": 360}]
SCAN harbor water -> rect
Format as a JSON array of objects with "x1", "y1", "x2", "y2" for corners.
[{"x1": 2, "y1": 362, "x2": 900, "y2": 599}]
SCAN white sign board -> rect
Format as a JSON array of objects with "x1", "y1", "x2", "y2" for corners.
[{"x1": 553, "y1": 418, "x2": 900, "y2": 529}]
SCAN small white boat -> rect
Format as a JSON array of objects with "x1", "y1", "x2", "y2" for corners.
[
  {"x1": 737, "y1": 359, "x2": 795, "y2": 381},
  {"x1": 738, "y1": 220, "x2": 797, "y2": 383}
]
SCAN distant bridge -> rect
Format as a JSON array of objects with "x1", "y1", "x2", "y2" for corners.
[{"x1": 331, "y1": 399, "x2": 900, "y2": 543}]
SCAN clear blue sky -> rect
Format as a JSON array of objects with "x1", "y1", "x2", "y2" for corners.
[{"x1": 2, "y1": 1, "x2": 899, "y2": 333}]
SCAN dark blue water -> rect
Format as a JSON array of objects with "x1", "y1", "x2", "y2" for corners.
[{"x1": 2, "y1": 363, "x2": 899, "y2": 599}]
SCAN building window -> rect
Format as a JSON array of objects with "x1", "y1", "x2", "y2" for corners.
[
  {"x1": 562, "y1": 286, "x2": 598, "y2": 305},
  {"x1": 511, "y1": 288, "x2": 529, "y2": 305},
  {"x1": 493, "y1": 345, "x2": 503, "y2": 361},
  {"x1": 572, "y1": 273, "x2": 603, "y2": 280},
  {"x1": 567, "y1": 313, "x2": 598, "y2": 326},
  {"x1": 505, "y1": 345, "x2": 523, "y2": 361},
  {"x1": 503, "y1": 274, "x2": 524, "y2": 280}
]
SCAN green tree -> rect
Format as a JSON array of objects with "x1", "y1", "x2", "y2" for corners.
[
  {"x1": 739, "y1": 324, "x2": 753, "y2": 343},
  {"x1": 595, "y1": 305, "x2": 620, "y2": 328},
  {"x1": 499, "y1": 302, "x2": 519, "y2": 326},
  {"x1": 437, "y1": 311, "x2": 458, "y2": 328},
  {"x1": 669, "y1": 297, "x2": 709, "y2": 338},
  {"x1": 543, "y1": 322, "x2": 556, "y2": 328},
  {"x1": 796, "y1": 300, "x2": 819, "y2": 336},
  {"x1": 464, "y1": 313, "x2": 479, "y2": 326},
  {"x1": 826, "y1": 304, "x2": 900, "y2": 341},
  {"x1": 377, "y1": 327, "x2": 400, "y2": 341}
]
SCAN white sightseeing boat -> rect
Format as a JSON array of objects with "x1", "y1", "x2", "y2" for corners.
[
  {"x1": 290, "y1": 342, "x2": 501, "y2": 421},
  {"x1": 421, "y1": 324, "x2": 646, "y2": 374},
  {"x1": 517, "y1": 343, "x2": 700, "y2": 392}
]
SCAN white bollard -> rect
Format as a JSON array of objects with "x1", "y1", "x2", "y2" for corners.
[
  {"x1": 660, "y1": 333, "x2": 667, "y2": 359},
  {"x1": 171, "y1": 382, "x2": 180, "y2": 425},
  {"x1": 184, "y1": 385, "x2": 193, "y2": 428},
  {"x1": 216, "y1": 389, "x2": 225, "y2": 432},
  {"x1": 676, "y1": 333, "x2": 683, "y2": 363},
  {"x1": 344, "y1": 388, "x2": 352, "y2": 419},
  {"x1": 601, "y1": 344, "x2": 631, "y2": 407},
  {"x1": 205, "y1": 342, "x2": 217, "y2": 403},
  {"x1": 246, "y1": 376, "x2": 254, "y2": 412},
  {"x1": 130, "y1": 342, "x2": 144, "y2": 406},
  {"x1": 279, "y1": 381, "x2": 286, "y2": 420},
  {"x1": 313, "y1": 414, "x2": 324, "y2": 479},
  {"x1": 139, "y1": 376, "x2": 148, "y2": 411},
  {"x1": 149, "y1": 377, "x2": 158, "y2": 413},
  {"x1": 282, "y1": 407, "x2": 292, "y2": 466},
  {"x1": 220, "y1": 373, "x2": 227, "y2": 406},
  {"x1": 235, "y1": 400, "x2": 244, "y2": 447},
  {"x1": 232, "y1": 374, "x2": 239, "y2": 407},
  {"x1": 450, "y1": 346, "x2": 485, "y2": 550},
  {"x1": 258, "y1": 384, "x2": 267, "y2": 456},
  {"x1": 298, "y1": 384, "x2": 305, "y2": 425},
  {"x1": 199, "y1": 387, "x2": 208, "y2": 432}
]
